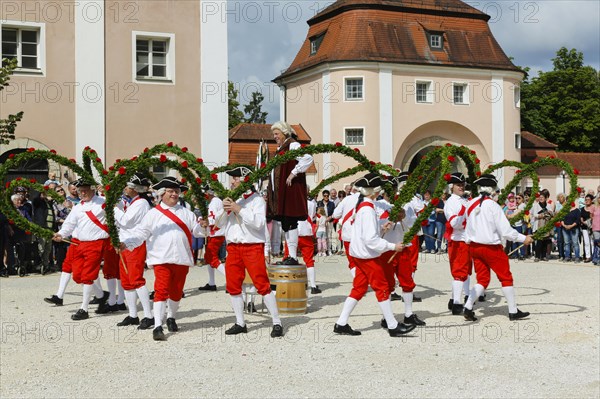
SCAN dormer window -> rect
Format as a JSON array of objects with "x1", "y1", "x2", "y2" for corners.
[
  {"x1": 309, "y1": 32, "x2": 326, "y2": 56},
  {"x1": 429, "y1": 33, "x2": 443, "y2": 50}
]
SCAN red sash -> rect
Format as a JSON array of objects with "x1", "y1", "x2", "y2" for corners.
[
  {"x1": 308, "y1": 215, "x2": 317, "y2": 235},
  {"x1": 85, "y1": 211, "x2": 109, "y2": 233},
  {"x1": 379, "y1": 210, "x2": 390, "y2": 220},
  {"x1": 351, "y1": 202, "x2": 375, "y2": 224},
  {"x1": 155, "y1": 204, "x2": 193, "y2": 250},
  {"x1": 467, "y1": 197, "x2": 491, "y2": 217}
]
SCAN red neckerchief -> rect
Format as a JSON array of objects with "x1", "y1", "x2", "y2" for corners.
[
  {"x1": 155, "y1": 204, "x2": 192, "y2": 250},
  {"x1": 243, "y1": 192, "x2": 253, "y2": 200}
]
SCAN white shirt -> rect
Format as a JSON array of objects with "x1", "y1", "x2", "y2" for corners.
[
  {"x1": 349, "y1": 198, "x2": 396, "y2": 259},
  {"x1": 58, "y1": 195, "x2": 109, "y2": 242},
  {"x1": 315, "y1": 214, "x2": 327, "y2": 233},
  {"x1": 207, "y1": 196, "x2": 225, "y2": 237},
  {"x1": 123, "y1": 203, "x2": 201, "y2": 267},
  {"x1": 215, "y1": 193, "x2": 267, "y2": 244},
  {"x1": 406, "y1": 195, "x2": 425, "y2": 236},
  {"x1": 332, "y1": 192, "x2": 360, "y2": 242},
  {"x1": 288, "y1": 141, "x2": 313, "y2": 176},
  {"x1": 114, "y1": 196, "x2": 151, "y2": 242},
  {"x1": 444, "y1": 194, "x2": 468, "y2": 242},
  {"x1": 465, "y1": 196, "x2": 527, "y2": 245},
  {"x1": 298, "y1": 200, "x2": 316, "y2": 237}
]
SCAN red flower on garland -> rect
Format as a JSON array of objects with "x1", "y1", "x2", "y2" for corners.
[
  {"x1": 84, "y1": 146, "x2": 91, "y2": 150},
  {"x1": 25, "y1": 231, "x2": 31, "y2": 235},
  {"x1": 549, "y1": 155, "x2": 555, "y2": 159},
  {"x1": 160, "y1": 155, "x2": 167, "y2": 163},
  {"x1": 43, "y1": 185, "x2": 49, "y2": 190},
  {"x1": 431, "y1": 198, "x2": 440, "y2": 206},
  {"x1": 211, "y1": 174, "x2": 218, "y2": 181},
  {"x1": 8, "y1": 154, "x2": 14, "y2": 159},
  {"x1": 16, "y1": 177, "x2": 22, "y2": 181},
  {"x1": 109, "y1": 166, "x2": 115, "y2": 171},
  {"x1": 443, "y1": 174, "x2": 452, "y2": 182},
  {"x1": 90, "y1": 149, "x2": 96, "y2": 154},
  {"x1": 476, "y1": 171, "x2": 482, "y2": 177},
  {"x1": 101, "y1": 203, "x2": 106, "y2": 209},
  {"x1": 197, "y1": 158, "x2": 204, "y2": 163},
  {"x1": 95, "y1": 158, "x2": 101, "y2": 163},
  {"x1": 29, "y1": 179, "x2": 36, "y2": 183},
  {"x1": 167, "y1": 142, "x2": 173, "y2": 147},
  {"x1": 143, "y1": 147, "x2": 149, "y2": 153},
  {"x1": 50, "y1": 149, "x2": 57, "y2": 154},
  {"x1": 181, "y1": 178, "x2": 187, "y2": 184},
  {"x1": 515, "y1": 169, "x2": 521, "y2": 174},
  {"x1": 104, "y1": 185, "x2": 111, "y2": 192},
  {"x1": 421, "y1": 155, "x2": 427, "y2": 160},
  {"x1": 4, "y1": 182, "x2": 9, "y2": 189},
  {"x1": 576, "y1": 187, "x2": 582, "y2": 193},
  {"x1": 548, "y1": 199, "x2": 553, "y2": 204},
  {"x1": 554, "y1": 222, "x2": 562, "y2": 228},
  {"x1": 131, "y1": 156, "x2": 138, "y2": 161},
  {"x1": 475, "y1": 158, "x2": 480, "y2": 164},
  {"x1": 421, "y1": 220, "x2": 429, "y2": 226},
  {"x1": 278, "y1": 151, "x2": 285, "y2": 156},
  {"x1": 448, "y1": 156, "x2": 456, "y2": 163},
  {"x1": 8, "y1": 220, "x2": 14, "y2": 225},
  {"x1": 244, "y1": 176, "x2": 250, "y2": 182},
  {"x1": 69, "y1": 158, "x2": 76, "y2": 163},
  {"x1": 445, "y1": 143, "x2": 452, "y2": 147},
  {"x1": 260, "y1": 163, "x2": 266, "y2": 168},
  {"x1": 573, "y1": 169, "x2": 580, "y2": 175},
  {"x1": 181, "y1": 161, "x2": 189, "y2": 168},
  {"x1": 301, "y1": 144, "x2": 307, "y2": 148},
  {"x1": 370, "y1": 161, "x2": 376, "y2": 166},
  {"x1": 535, "y1": 193, "x2": 540, "y2": 198},
  {"x1": 570, "y1": 202, "x2": 576, "y2": 208},
  {"x1": 470, "y1": 150, "x2": 476, "y2": 155},
  {"x1": 195, "y1": 178, "x2": 202, "y2": 184},
  {"x1": 118, "y1": 167, "x2": 126, "y2": 175},
  {"x1": 181, "y1": 147, "x2": 188, "y2": 153},
  {"x1": 524, "y1": 210, "x2": 530, "y2": 216},
  {"x1": 335, "y1": 142, "x2": 342, "y2": 147},
  {"x1": 116, "y1": 159, "x2": 121, "y2": 163},
  {"x1": 354, "y1": 148, "x2": 360, "y2": 153},
  {"x1": 102, "y1": 170, "x2": 108, "y2": 175}
]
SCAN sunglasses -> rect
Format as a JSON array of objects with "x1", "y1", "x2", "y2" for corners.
[{"x1": 56, "y1": 189, "x2": 65, "y2": 192}]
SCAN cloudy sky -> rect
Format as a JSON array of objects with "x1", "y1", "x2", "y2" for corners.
[{"x1": 227, "y1": 0, "x2": 600, "y2": 122}]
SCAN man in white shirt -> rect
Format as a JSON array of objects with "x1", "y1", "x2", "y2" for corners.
[
  {"x1": 334, "y1": 173, "x2": 416, "y2": 337},
  {"x1": 216, "y1": 167, "x2": 283, "y2": 338},
  {"x1": 121, "y1": 177, "x2": 203, "y2": 341},
  {"x1": 332, "y1": 188, "x2": 360, "y2": 277},
  {"x1": 198, "y1": 186, "x2": 226, "y2": 291},
  {"x1": 463, "y1": 174, "x2": 533, "y2": 322},
  {"x1": 113, "y1": 173, "x2": 154, "y2": 329},
  {"x1": 51, "y1": 179, "x2": 111, "y2": 320},
  {"x1": 443, "y1": 172, "x2": 472, "y2": 315}
]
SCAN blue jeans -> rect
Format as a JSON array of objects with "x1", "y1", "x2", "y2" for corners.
[
  {"x1": 592, "y1": 231, "x2": 600, "y2": 264},
  {"x1": 562, "y1": 228, "x2": 580, "y2": 260},
  {"x1": 424, "y1": 223, "x2": 436, "y2": 251},
  {"x1": 435, "y1": 221, "x2": 445, "y2": 251},
  {"x1": 555, "y1": 226, "x2": 565, "y2": 258},
  {"x1": 512, "y1": 225, "x2": 526, "y2": 257}
]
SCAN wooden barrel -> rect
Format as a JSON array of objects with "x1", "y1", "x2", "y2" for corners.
[{"x1": 267, "y1": 264, "x2": 308, "y2": 314}]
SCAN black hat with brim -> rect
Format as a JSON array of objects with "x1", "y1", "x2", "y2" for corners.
[
  {"x1": 129, "y1": 172, "x2": 151, "y2": 188},
  {"x1": 449, "y1": 172, "x2": 467, "y2": 184},
  {"x1": 72, "y1": 178, "x2": 94, "y2": 188},
  {"x1": 151, "y1": 176, "x2": 188, "y2": 191},
  {"x1": 225, "y1": 166, "x2": 252, "y2": 178},
  {"x1": 354, "y1": 173, "x2": 385, "y2": 188},
  {"x1": 473, "y1": 174, "x2": 498, "y2": 188}
]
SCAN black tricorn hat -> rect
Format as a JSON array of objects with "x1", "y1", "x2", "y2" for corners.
[
  {"x1": 129, "y1": 172, "x2": 151, "y2": 187},
  {"x1": 151, "y1": 176, "x2": 188, "y2": 191},
  {"x1": 473, "y1": 174, "x2": 498, "y2": 188},
  {"x1": 71, "y1": 178, "x2": 94, "y2": 188},
  {"x1": 225, "y1": 166, "x2": 252, "y2": 178},
  {"x1": 354, "y1": 173, "x2": 385, "y2": 188},
  {"x1": 449, "y1": 172, "x2": 467, "y2": 184}
]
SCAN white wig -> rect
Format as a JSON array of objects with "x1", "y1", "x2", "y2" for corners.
[
  {"x1": 357, "y1": 186, "x2": 383, "y2": 197},
  {"x1": 271, "y1": 121, "x2": 296, "y2": 138},
  {"x1": 478, "y1": 186, "x2": 495, "y2": 195}
]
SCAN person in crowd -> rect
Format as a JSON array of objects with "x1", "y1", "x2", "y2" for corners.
[
  {"x1": 421, "y1": 190, "x2": 436, "y2": 254},
  {"x1": 32, "y1": 189, "x2": 56, "y2": 272},
  {"x1": 317, "y1": 190, "x2": 336, "y2": 255},
  {"x1": 531, "y1": 189, "x2": 554, "y2": 261},
  {"x1": 555, "y1": 193, "x2": 566, "y2": 261},
  {"x1": 44, "y1": 171, "x2": 61, "y2": 186},
  {"x1": 197, "y1": 185, "x2": 226, "y2": 291},
  {"x1": 66, "y1": 182, "x2": 80, "y2": 206},
  {"x1": 52, "y1": 185, "x2": 72, "y2": 271},
  {"x1": 463, "y1": 174, "x2": 533, "y2": 322},
  {"x1": 330, "y1": 188, "x2": 340, "y2": 206},
  {"x1": 561, "y1": 201, "x2": 581, "y2": 263},
  {"x1": 591, "y1": 196, "x2": 600, "y2": 266},
  {"x1": 507, "y1": 193, "x2": 527, "y2": 260},
  {"x1": 435, "y1": 193, "x2": 447, "y2": 254},
  {"x1": 266, "y1": 121, "x2": 314, "y2": 266},
  {"x1": 580, "y1": 194, "x2": 595, "y2": 262},
  {"x1": 315, "y1": 207, "x2": 328, "y2": 256}
]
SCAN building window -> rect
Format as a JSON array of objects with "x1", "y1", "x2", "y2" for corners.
[
  {"x1": 429, "y1": 33, "x2": 444, "y2": 50},
  {"x1": 309, "y1": 32, "x2": 325, "y2": 56},
  {"x1": 416, "y1": 81, "x2": 433, "y2": 103},
  {"x1": 345, "y1": 128, "x2": 364, "y2": 145},
  {"x1": 453, "y1": 83, "x2": 468, "y2": 105},
  {"x1": 1, "y1": 22, "x2": 45, "y2": 74},
  {"x1": 514, "y1": 133, "x2": 521, "y2": 149},
  {"x1": 150, "y1": 165, "x2": 168, "y2": 180},
  {"x1": 133, "y1": 31, "x2": 175, "y2": 83},
  {"x1": 345, "y1": 77, "x2": 364, "y2": 101},
  {"x1": 514, "y1": 85, "x2": 521, "y2": 108}
]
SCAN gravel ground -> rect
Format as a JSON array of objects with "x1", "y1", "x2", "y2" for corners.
[{"x1": 1, "y1": 253, "x2": 599, "y2": 398}]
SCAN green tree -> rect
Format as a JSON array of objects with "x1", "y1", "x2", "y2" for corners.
[
  {"x1": 0, "y1": 58, "x2": 24, "y2": 145},
  {"x1": 228, "y1": 81, "x2": 244, "y2": 130},
  {"x1": 521, "y1": 47, "x2": 600, "y2": 152},
  {"x1": 243, "y1": 91, "x2": 268, "y2": 124}
]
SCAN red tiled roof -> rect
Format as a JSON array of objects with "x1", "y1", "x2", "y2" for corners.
[
  {"x1": 228, "y1": 123, "x2": 317, "y2": 173},
  {"x1": 521, "y1": 131, "x2": 557, "y2": 149},
  {"x1": 275, "y1": 0, "x2": 519, "y2": 82}
]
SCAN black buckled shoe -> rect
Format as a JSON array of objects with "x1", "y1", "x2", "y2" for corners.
[
  {"x1": 117, "y1": 316, "x2": 140, "y2": 326},
  {"x1": 95, "y1": 303, "x2": 119, "y2": 314},
  {"x1": 388, "y1": 323, "x2": 416, "y2": 337},
  {"x1": 447, "y1": 298, "x2": 453, "y2": 310},
  {"x1": 479, "y1": 294, "x2": 487, "y2": 302},
  {"x1": 90, "y1": 291, "x2": 109, "y2": 305},
  {"x1": 270, "y1": 324, "x2": 284, "y2": 338},
  {"x1": 116, "y1": 303, "x2": 127, "y2": 311},
  {"x1": 153, "y1": 326, "x2": 166, "y2": 341},
  {"x1": 310, "y1": 286, "x2": 322, "y2": 294},
  {"x1": 280, "y1": 257, "x2": 300, "y2": 265},
  {"x1": 404, "y1": 314, "x2": 426, "y2": 326},
  {"x1": 391, "y1": 293, "x2": 403, "y2": 301},
  {"x1": 333, "y1": 323, "x2": 361, "y2": 336},
  {"x1": 138, "y1": 317, "x2": 155, "y2": 330},
  {"x1": 380, "y1": 319, "x2": 388, "y2": 329},
  {"x1": 166, "y1": 318, "x2": 179, "y2": 332},
  {"x1": 44, "y1": 295, "x2": 63, "y2": 306},
  {"x1": 508, "y1": 309, "x2": 530, "y2": 321},
  {"x1": 463, "y1": 307, "x2": 477, "y2": 322},
  {"x1": 198, "y1": 284, "x2": 217, "y2": 291},
  {"x1": 452, "y1": 303, "x2": 464, "y2": 315},
  {"x1": 71, "y1": 309, "x2": 89, "y2": 321},
  {"x1": 225, "y1": 323, "x2": 248, "y2": 335}
]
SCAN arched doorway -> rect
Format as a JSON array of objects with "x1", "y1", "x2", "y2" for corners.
[{"x1": 0, "y1": 148, "x2": 49, "y2": 185}]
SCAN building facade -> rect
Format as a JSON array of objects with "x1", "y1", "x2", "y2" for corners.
[
  {"x1": 1, "y1": 0, "x2": 228, "y2": 181},
  {"x1": 274, "y1": 0, "x2": 524, "y2": 186}
]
